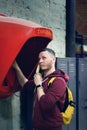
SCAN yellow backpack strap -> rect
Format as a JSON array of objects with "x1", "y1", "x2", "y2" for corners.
[{"x1": 48, "y1": 77, "x2": 56, "y2": 86}]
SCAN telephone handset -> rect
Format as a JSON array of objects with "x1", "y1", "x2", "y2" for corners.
[
  {"x1": 36, "y1": 65, "x2": 43, "y2": 76},
  {"x1": 36, "y1": 65, "x2": 40, "y2": 73}
]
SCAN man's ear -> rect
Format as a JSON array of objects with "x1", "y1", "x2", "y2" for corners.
[{"x1": 53, "y1": 56, "x2": 56, "y2": 63}]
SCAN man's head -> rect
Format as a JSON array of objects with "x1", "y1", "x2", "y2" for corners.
[
  {"x1": 40, "y1": 48, "x2": 56, "y2": 56},
  {"x1": 38, "y1": 48, "x2": 56, "y2": 73}
]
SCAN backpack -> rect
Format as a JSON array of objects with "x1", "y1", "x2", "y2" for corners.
[{"x1": 48, "y1": 77, "x2": 76, "y2": 125}]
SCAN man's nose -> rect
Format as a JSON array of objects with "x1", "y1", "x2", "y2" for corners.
[{"x1": 39, "y1": 58, "x2": 43, "y2": 63}]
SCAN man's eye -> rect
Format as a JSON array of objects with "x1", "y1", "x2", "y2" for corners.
[
  {"x1": 38, "y1": 57, "x2": 46, "y2": 61},
  {"x1": 43, "y1": 57, "x2": 46, "y2": 60}
]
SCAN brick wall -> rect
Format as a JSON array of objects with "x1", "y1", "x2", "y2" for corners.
[{"x1": 76, "y1": 0, "x2": 87, "y2": 36}]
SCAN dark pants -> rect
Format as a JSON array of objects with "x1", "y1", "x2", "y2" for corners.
[{"x1": 33, "y1": 126, "x2": 62, "y2": 130}]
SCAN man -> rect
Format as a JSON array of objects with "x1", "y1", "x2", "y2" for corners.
[{"x1": 12, "y1": 48, "x2": 69, "y2": 130}]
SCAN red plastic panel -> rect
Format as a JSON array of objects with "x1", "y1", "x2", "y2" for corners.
[{"x1": 0, "y1": 15, "x2": 53, "y2": 98}]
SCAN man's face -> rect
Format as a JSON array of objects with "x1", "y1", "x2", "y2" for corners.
[{"x1": 38, "y1": 51, "x2": 55, "y2": 71}]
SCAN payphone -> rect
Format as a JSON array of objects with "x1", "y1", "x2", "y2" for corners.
[{"x1": 0, "y1": 15, "x2": 53, "y2": 98}]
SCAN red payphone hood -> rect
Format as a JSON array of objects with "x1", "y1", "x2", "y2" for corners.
[{"x1": 0, "y1": 15, "x2": 53, "y2": 98}]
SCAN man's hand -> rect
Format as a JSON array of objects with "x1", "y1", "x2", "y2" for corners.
[
  {"x1": 34, "y1": 73, "x2": 42, "y2": 86},
  {"x1": 34, "y1": 73, "x2": 45, "y2": 100}
]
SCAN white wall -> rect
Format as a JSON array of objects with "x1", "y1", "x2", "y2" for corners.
[{"x1": 0, "y1": 0, "x2": 66, "y2": 57}]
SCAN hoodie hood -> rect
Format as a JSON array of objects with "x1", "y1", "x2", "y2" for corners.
[{"x1": 45, "y1": 69, "x2": 69, "y2": 82}]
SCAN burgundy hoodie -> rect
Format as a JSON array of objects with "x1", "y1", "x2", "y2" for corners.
[{"x1": 25, "y1": 69, "x2": 69, "y2": 129}]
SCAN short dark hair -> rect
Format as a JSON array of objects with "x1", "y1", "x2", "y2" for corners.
[{"x1": 40, "y1": 48, "x2": 55, "y2": 56}]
